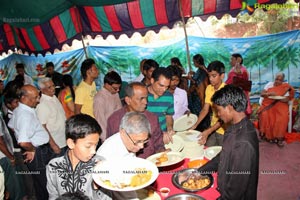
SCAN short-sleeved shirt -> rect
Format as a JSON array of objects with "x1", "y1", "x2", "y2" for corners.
[
  {"x1": 147, "y1": 91, "x2": 174, "y2": 132},
  {"x1": 75, "y1": 81, "x2": 97, "y2": 118},
  {"x1": 36, "y1": 94, "x2": 66, "y2": 148},
  {"x1": 205, "y1": 83, "x2": 226, "y2": 135},
  {"x1": 8, "y1": 103, "x2": 49, "y2": 147}
]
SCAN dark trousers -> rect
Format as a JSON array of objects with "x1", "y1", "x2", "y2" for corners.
[{"x1": 26, "y1": 143, "x2": 56, "y2": 200}]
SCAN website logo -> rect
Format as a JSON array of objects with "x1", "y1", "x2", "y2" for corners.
[
  {"x1": 240, "y1": 1, "x2": 300, "y2": 14},
  {"x1": 240, "y1": 1, "x2": 255, "y2": 14}
]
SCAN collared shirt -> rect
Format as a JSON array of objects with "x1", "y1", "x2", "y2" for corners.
[
  {"x1": 205, "y1": 83, "x2": 226, "y2": 135},
  {"x1": 106, "y1": 107, "x2": 165, "y2": 158},
  {"x1": 75, "y1": 80, "x2": 97, "y2": 118},
  {"x1": 8, "y1": 103, "x2": 49, "y2": 147},
  {"x1": 173, "y1": 87, "x2": 189, "y2": 120},
  {"x1": 93, "y1": 88, "x2": 122, "y2": 141},
  {"x1": 96, "y1": 133, "x2": 135, "y2": 159},
  {"x1": 36, "y1": 94, "x2": 66, "y2": 148},
  {"x1": 147, "y1": 90, "x2": 174, "y2": 131}
]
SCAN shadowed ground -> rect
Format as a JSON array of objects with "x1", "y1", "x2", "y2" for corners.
[{"x1": 258, "y1": 140, "x2": 300, "y2": 200}]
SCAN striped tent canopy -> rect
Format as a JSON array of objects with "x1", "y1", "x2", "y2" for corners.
[{"x1": 0, "y1": 0, "x2": 291, "y2": 56}]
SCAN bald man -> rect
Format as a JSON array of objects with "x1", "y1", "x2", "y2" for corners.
[{"x1": 8, "y1": 85, "x2": 56, "y2": 200}]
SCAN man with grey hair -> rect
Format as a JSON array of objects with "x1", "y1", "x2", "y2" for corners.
[
  {"x1": 36, "y1": 77, "x2": 66, "y2": 155},
  {"x1": 97, "y1": 112, "x2": 150, "y2": 200},
  {"x1": 97, "y1": 111, "x2": 150, "y2": 159}
]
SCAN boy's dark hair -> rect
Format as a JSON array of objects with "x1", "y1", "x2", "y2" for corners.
[
  {"x1": 212, "y1": 85, "x2": 247, "y2": 112},
  {"x1": 232, "y1": 53, "x2": 243, "y2": 64},
  {"x1": 46, "y1": 62, "x2": 54, "y2": 68},
  {"x1": 81, "y1": 58, "x2": 95, "y2": 80},
  {"x1": 55, "y1": 191, "x2": 90, "y2": 200},
  {"x1": 207, "y1": 60, "x2": 225, "y2": 74},
  {"x1": 193, "y1": 54, "x2": 205, "y2": 65},
  {"x1": 166, "y1": 65, "x2": 182, "y2": 79},
  {"x1": 15, "y1": 63, "x2": 25, "y2": 69},
  {"x1": 104, "y1": 71, "x2": 122, "y2": 85},
  {"x1": 3, "y1": 80, "x2": 22, "y2": 97},
  {"x1": 66, "y1": 114, "x2": 102, "y2": 141},
  {"x1": 4, "y1": 93, "x2": 19, "y2": 106},
  {"x1": 151, "y1": 67, "x2": 172, "y2": 82},
  {"x1": 143, "y1": 59, "x2": 159, "y2": 71}
]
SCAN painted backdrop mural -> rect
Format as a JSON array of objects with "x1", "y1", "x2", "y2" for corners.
[{"x1": 0, "y1": 30, "x2": 299, "y2": 96}]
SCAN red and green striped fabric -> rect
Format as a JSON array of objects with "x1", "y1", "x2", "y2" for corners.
[{"x1": 0, "y1": 0, "x2": 289, "y2": 55}]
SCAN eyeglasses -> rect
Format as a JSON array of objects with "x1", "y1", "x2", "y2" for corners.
[{"x1": 124, "y1": 130, "x2": 149, "y2": 146}]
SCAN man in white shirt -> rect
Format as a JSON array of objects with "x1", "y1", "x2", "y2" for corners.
[
  {"x1": 97, "y1": 112, "x2": 150, "y2": 200},
  {"x1": 36, "y1": 77, "x2": 67, "y2": 155},
  {"x1": 8, "y1": 85, "x2": 56, "y2": 200},
  {"x1": 167, "y1": 65, "x2": 189, "y2": 120},
  {"x1": 97, "y1": 112, "x2": 150, "y2": 159}
]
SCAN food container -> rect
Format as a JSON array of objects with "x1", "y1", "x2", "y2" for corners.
[
  {"x1": 171, "y1": 168, "x2": 213, "y2": 192},
  {"x1": 165, "y1": 193, "x2": 205, "y2": 200},
  {"x1": 159, "y1": 187, "x2": 170, "y2": 197}
]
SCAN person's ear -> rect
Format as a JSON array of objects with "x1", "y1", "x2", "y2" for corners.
[
  {"x1": 124, "y1": 96, "x2": 131, "y2": 105},
  {"x1": 150, "y1": 78, "x2": 154, "y2": 85},
  {"x1": 67, "y1": 138, "x2": 75, "y2": 149},
  {"x1": 220, "y1": 73, "x2": 225, "y2": 80}
]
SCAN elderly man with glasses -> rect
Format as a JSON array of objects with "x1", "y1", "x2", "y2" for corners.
[
  {"x1": 96, "y1": 112, "x2": 150, "y2": 200},
  {"x1": 97, "y1": 111, "x2": 150, "y2": 159}
]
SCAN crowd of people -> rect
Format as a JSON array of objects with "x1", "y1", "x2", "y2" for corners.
[{"x1": 0, "y1": 54, "x2": 296, "y2": 200}]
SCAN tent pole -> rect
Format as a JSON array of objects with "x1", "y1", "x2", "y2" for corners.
[
  {"x1": 81, "y1": 35, "x2": 88, "y2": 59},
  {"x1": 74, "y1": 5, "x2": 88, "y2": 59},
  {"x1": 179, "y1": 0, "x2": 192, "y2": 72}
]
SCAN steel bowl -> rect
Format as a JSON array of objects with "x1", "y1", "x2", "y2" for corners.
[
  {"x1": 165, "y1": 193, "x2": 206, "y2": 200},
  {"x1": 172, "y1": 168, "x2": 213, "y2": 193}
]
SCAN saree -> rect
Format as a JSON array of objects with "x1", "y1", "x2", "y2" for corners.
[
  {"x1": 258, "y1": 83, "x2": 294, "y2": 140},
  {"x1": 226, "y1": 66, "x2": 252, "y2": 115}
]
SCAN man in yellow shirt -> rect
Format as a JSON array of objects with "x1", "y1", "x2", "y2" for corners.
[
  {"x1": 191, "y1": 60, "x2": 226, "y2": 146},
  {"x1": 75, "y1": 58, "x2": 99, "y2": 118}
]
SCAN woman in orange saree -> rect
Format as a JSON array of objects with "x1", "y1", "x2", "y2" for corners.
[{"x1": 258, "y1": 73, "x2": 294, "y2": 147}]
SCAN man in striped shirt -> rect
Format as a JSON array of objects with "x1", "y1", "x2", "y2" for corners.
[{"x1": 146, "y1": 67, "x2": 175, "y2": 144}]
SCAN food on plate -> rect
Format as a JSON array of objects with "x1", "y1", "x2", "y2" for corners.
[
  {"x1": 102, "y1": 168, "x2": 152, "y2": 189},
  {"x1": 187, "y1": 159, "x2": 208, "y2": 168},
  {"x1": 130, "y1": 168, "x2": 152, "y2": 187},
  {"x1": 181, "y1": 174, "x2": 210, "y2": 190},
  {"x1": 155, "y1": 153, "x2": 168, "y2": 166}
]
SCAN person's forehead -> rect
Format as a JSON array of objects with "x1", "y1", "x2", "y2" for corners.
[
  {"x1": 276, "y1": 75, "x2": 283, "y2": 79},
  {"x1": 133, "y1": 86, "x2": 147, "y2": 93},
  {"x1": 208, "y1": 70, "x2": 220, "y2": 75},
  {"x1": 45, "y1": 80, "x2": 54, "y2": 85}
]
